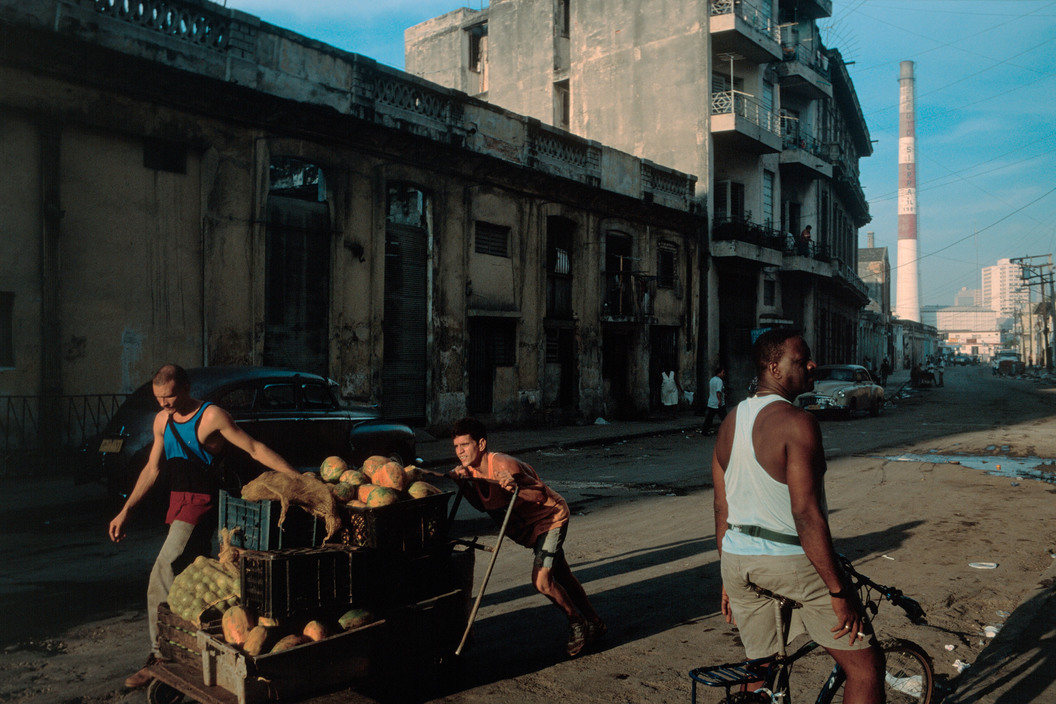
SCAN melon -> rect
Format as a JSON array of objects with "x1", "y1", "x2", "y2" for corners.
[
  {"x1": 339, "y1": 469, "x2": 368, "y2": 487},
  {"x1": 347, "y1": 499, "x2": 367, "y2": 509},
  {"x1": 338, "y1": 608, "x2": 377, "y2": 630},
  {"x1": 329, "y1": 482, "x2": 355, "y2": 503},
  {"x1": 320, "y1": 456, "x2": 349, "y2": 483},
  {"x1": 373, "y1": 461, "x2": 410, "y2": 492},
  {"x1": 222, "y1": 605, "x2": 255, "y2": 646},
  {"x1": 402, "y1": 465, "x2": 424, "y2": 484},
  {"x1": 302, "y1": 620, "x2": 330, "y2": 642},
  {"x1": 243, "y1": 625, "x2": 271, "y2": 656},
  {"x1": 355, "y1": 484, "x2": 377, "y2": 503},
  {"x1": 360, "y1": 455, "x2": 389, "y2": 479},
  {"x1": 365, "y1": 485, "x2": 400, "y2": 508},
  {"x1": 407, "y1": 480, "x2": 442, "y2": 499},
  {"x1": 270, "y1": 634, "x2": 310, "y2": 653}
]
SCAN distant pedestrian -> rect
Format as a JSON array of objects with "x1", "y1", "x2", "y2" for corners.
[
  {"x1": 879, "y1": 357, "x2": 891, "y2": 387},
  {"x1": 701, "y1": 366, "x2": 728, "y2": 435},
  {"x1": 936, "y1": 359, "x2": 945, "y2": 387}
]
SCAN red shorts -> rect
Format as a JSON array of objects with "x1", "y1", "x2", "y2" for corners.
[{"x1": 166, "y1": 491, "x2": 215, "y2": 526}]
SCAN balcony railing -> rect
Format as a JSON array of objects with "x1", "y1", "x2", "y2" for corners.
[
  {"x1": 780, "y1": 43, "x2": 831, "y2": 79},
  {"x1": 710, "y1": 0, "x2": 781, "y2": 44},
  {"x1": 782, "y1": 129, "x2": 828, "y2": 161},
  {"x1": 712, "y1": 217, "x2": 786, "y2": 251},
  {"x1": 711, "y1": 90, "x2": 781, "y2": 136}
]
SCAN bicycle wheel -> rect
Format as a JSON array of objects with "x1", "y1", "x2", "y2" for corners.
[{"x1": 827, "y1": 638, "x2": 934, "y2": 704}]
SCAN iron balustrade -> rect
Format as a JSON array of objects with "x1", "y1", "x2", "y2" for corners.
[
  {"x1": 711, "y1": 90, "x2": 781, "y2": 136},
  {"x1": 710, "y1": 0, "x2": 781, "y2": 44},
  {"x1": 712, "y1": 217, "x2": 786, "y2": 251},
  {"x1": 780, "y1": 42, "x2": 832, "y2": 79}
]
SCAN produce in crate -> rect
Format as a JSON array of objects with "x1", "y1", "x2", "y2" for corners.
[
  {"x1": 338, "y1": 608, "x2": 378, "y2": 630},
  {"x1": 166, "y1": 555, "x2": 241, "y2": 625},
  {"x1": 365, "y1": 485, "x2": 400, "y2": 507},
  {"x1": 319, "y1": 456, "x2": 349, "y2": 482},
  {"x1": 329, "y1": 482, "x2": 355, "y2": 503},
  {"x1": 339, "y1": 469, "x2": 368, "y2": 487},
  {"x1": 372, "y1": 461, "x2": 411, "y2": 491},
  {"x1": 355, "y1": 483, "x2": 377, "y2": 503},
  {"x1": 270, "y1": 634, "x2": 311, "y2": 653},
  {"x1": 302, "y1": 620, "x2": 330, "y2": 641},
  {"x1": 403, "y1": 465, "x2": 424, "y2": 484},
  {"x1": 360, "y1": 455, "x2": 388, "y2": 479},
  {"x1": 241, "y1": 471, "x2": 342, "y2": 540},
  {"x1": 407, "y1": 480, "x2": 442, "y2": 499},
  {"x1": 243, "y1": 625, "x2": 273, "y2": 656},
  {"x1": 221, "y1": 605, "x2": 256, "y2": 646}
]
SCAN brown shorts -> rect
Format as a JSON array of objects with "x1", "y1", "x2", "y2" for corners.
[{"x1": 721, "y1": 552, "x2": 874, "y2": 658}]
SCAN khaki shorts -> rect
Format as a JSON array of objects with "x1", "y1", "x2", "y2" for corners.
[{"x1": 721, "y1": 552, "x2": 874, "y2": 658}]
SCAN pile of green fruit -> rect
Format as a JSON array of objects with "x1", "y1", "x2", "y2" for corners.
[{"x1": 167, "y1": 555, "x2": 242, "y2": 625}]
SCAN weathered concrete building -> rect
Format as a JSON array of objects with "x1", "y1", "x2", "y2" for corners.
[
  {"x1": 0, "y1": 0, "x2": 701, "y2": 460},
  {"x1": 406, "y1": 0, "x2": 872, "y2": 398},
  {"x1": 858, "y1": 233, "x2": 893, "y2": 368}
]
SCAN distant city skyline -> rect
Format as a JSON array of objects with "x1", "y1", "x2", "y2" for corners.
[{"x1": 224, "y1": 0, "x2": 1056, "y2": 307}]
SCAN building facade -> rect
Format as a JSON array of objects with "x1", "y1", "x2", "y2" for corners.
[
  {"x1": 406, "y1": 0, "x2": 872, "y2": 401},
  {"x1": 981, "y1": 258, "x2": 1028, "y2": 318},
  {"x1": 0, "y1": 0, "x2": 702, "y2": 463}
]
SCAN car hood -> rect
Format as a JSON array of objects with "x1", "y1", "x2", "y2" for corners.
[{"x1": 805, "y1": 380, "x2": 850, "y2": 396}]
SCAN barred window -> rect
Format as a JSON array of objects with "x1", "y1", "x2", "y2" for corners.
[{"x1": 475, "y1": 221, "x2": 510, "y2": 257}]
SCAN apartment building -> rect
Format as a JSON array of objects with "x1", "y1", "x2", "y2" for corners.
[
  {"x1": 981, "y1": 258, "x2": 1029, "y2": 317},
  {"x1": 406, "y1": 0, "x2": 872, "y2": 398}
]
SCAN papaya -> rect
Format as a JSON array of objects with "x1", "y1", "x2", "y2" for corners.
[
  {"x1": 347, "y1": 499, "x2": 367, "y2": 509},
  {"x1": 373, "y1": 461, "x2": 410, "y2": 492},
  {"x1": 365, "y1": 485, "x2": 399, "y2": 508},
  {"x1": 355, "y1": 483, "x2": 377, "y2": 503},
  {"x1": 320, "y1": 456, "x2": 349, "y2": 483},
  {"x1": 338, "y1": 608, "x2": 377, "y2": 630},
  {"x1": 270, "y1": 634, "x2": 310, "y2": 653},
  {"x1": 302, "y1": 620, "x2": 330, "y2": 642},
  {"x1": 402, "y1": 465, "x2": 424, "y2": 484},
  {"x1": 329, "y1": 482, "x2": 355, "y2": 503},
  {"x1": 243, "y1": 625, "x2": 271, "y2": 656},
  {"x1": 407, "y1": 480, "x2": 442, "y2": 499},
  {"x1": 360, "y1": 455, "x2": 388, "y2": 479},
  {"x1": 222, "y1": 605, "x2": 255, "y2": 646},
  {"x1": 339, "y1": 469, "x2": 368, "y2": 487}
]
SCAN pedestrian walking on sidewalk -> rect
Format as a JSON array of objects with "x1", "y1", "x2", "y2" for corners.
[
  {"x1": 701, "y1": 366, "x2": 728, "y2": 435},
  {"x1": 446, "y1": 417, "x2": 605, "y2": 658}
]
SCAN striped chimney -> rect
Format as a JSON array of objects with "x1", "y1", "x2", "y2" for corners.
[{"x1": 895, "y1": 60, "x2": 921, "y2": 322}]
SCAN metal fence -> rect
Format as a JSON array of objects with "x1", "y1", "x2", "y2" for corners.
[{"x1": 1, "y1": 394, "x2": 127, "y2": 474}]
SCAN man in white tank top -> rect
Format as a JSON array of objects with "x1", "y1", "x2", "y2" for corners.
[{"x1": 712, "y1": 330, "x2": 884, "y2": 703}]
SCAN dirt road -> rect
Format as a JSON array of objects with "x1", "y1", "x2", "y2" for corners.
[{"x1": 2, "y1": 364, "x2": 1054, "y2": 703}]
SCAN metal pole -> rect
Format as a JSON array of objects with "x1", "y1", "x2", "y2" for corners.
[{"x1": 455, "y1": 485, "x2": 519, "y2": 656}]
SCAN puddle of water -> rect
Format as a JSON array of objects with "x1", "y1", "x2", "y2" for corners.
[{"x1": 882, "y1": 454, "x2": 1056, "y2": 485}]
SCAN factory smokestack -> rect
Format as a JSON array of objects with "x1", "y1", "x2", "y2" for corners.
[{"x1": 895, "y1": 60, "x2": 921, "y2": 322}]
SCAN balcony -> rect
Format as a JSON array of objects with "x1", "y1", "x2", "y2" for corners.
[
  {"x1": 779, "y1": 129, "x2": 833, "y2": 179},
  {"x1": 711, "y1": 217, "x2": 786, "y2": 266},
  {"x1": 710, "y1": 90, "x2": 782, "y2": 154},
  {"x1": 601, "y1": 271, "x2": 656, "y2": 323},
  {"x1": 777, "y1": 43, "x2": 832, "y2": 100},
  {"x1": 779, "y1": 0, "x2": 833, "y2": 20},
  {"x1": 710, "y1": 0, "x2": 783, "y2": 64}
]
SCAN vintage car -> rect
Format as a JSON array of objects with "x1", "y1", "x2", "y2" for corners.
[
  {"x1": 81, "y1": 367, "x2": 417, "y2": 499},
  {"x1": 794, "y1": 364, "x2": 884, "y2": 418}
]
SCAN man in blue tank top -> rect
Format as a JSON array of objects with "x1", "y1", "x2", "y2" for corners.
[
  {"x1": 712, "y1": 330, "x2": 884, "y2": 703},
  {"x1": 108, "y1": 364, "x2": 301, "y2": 689}
]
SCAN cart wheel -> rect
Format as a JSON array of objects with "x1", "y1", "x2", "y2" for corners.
[{"x1": 146, "y1": 679, "x2": 183, "y2": 704}]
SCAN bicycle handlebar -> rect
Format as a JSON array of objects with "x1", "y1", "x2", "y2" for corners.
[{"x1": 837, "y1": 554, "x2": 928, "y2": 624}]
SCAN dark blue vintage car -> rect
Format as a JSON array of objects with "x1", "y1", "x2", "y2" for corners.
[{"x1": 82, "y1": 367, "x2": 417, "y2": 499}]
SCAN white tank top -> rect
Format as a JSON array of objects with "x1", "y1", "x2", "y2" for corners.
[{"x1": 722, "y1": 394, "x2": 815, "y2": 556}]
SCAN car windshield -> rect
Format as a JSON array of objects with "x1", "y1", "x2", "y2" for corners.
[{"x1": 815, "y1": 367, "x2": 855, "y2": 382}]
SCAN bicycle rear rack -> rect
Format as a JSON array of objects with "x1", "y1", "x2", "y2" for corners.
[{"x1": 689, "y1": 659, "x2": 772, "y2": 703}]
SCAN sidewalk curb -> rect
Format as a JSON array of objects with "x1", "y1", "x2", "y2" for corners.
[{"x1": 416, "y1": 421, "x2": 701, "y2": 469}]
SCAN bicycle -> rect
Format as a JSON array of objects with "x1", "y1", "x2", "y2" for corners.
[{"x1": 689, "y1": 555, "x2": 935, "y2": 703}]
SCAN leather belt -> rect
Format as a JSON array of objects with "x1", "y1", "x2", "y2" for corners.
[{"x1": 727, "y1": 522, "x2": 802, "y2": 546}]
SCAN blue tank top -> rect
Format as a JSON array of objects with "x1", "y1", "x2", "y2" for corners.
[{"x1": 163, "y1": 402, "x2": 216, "y2": 466}]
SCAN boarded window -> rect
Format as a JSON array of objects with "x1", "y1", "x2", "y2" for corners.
[
  {"x1": 657, "y1": 242, "x2": 677, "y2": 288},
  {"x1": 475, "y1": 221, "x2": 510, "y2": 257}
]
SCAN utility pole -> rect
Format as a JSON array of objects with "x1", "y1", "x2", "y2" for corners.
[{"x1": 1012, "y1": 255, "x2": 1055, "y2": 370}]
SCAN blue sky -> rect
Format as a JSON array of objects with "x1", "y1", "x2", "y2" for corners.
[{"x1": 223, "y1": 0, "x2": 1056, "y2": 307}]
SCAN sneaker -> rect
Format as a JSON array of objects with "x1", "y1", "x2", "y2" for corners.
[
  {"x1": 124, "y1": 653, "x2": 158, "y2": 689},
  {"x1": 587, "y1": 617, "x2": 607, "y2": 643},
  {"x1": 566, "y1": 619, "x2": 588, "y2": 658}
]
